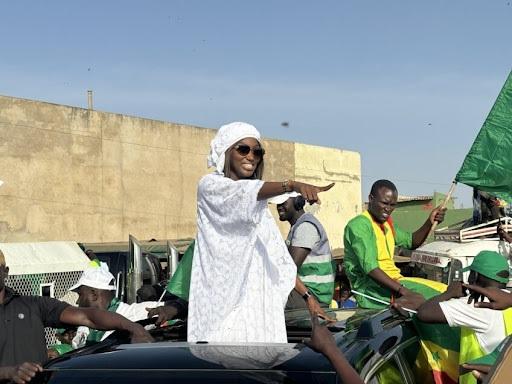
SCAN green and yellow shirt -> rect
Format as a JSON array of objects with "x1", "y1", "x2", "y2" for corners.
[{"x1": 343, "y1": 211, "x2": 412, "y2": 309}]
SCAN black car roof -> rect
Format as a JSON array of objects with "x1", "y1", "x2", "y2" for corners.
[
  {"x1": 44, "y1": 308, "x2": 412, "y2": 382},
  {"x1": 45, "y1": 341, "x2": 335, "y2": 373}
]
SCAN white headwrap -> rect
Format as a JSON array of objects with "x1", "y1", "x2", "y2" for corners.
[{"x1": 207, "y1": 122, "x2": 261, "y2": 175}]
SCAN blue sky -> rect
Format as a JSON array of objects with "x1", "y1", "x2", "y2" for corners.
[{"x1": 1, "y1": 1, "x2": 511, "y2": 207}]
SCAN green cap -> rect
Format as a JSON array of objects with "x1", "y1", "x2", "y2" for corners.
[{"x1": 461, "y1": 250, "x2": 509, "y2": 284}]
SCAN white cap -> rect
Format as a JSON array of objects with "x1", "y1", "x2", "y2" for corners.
[
  {"x1": 69, "y1": 264, "x2": 116, "y2": 291},
  {"x1": 268, "y1": 191, "x2": 301, "y2": 205},
  {"x1": 0, "y1": 180, "x2": 3, "y2": 187}
]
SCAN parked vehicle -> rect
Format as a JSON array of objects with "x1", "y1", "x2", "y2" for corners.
[
  {"x1": 82, "y1": 236, "x2": 194, "y2": 303},
  {"x1": 410, "y1": 217, "x2": 512, "y2": 285},
  {"x1": 35, "y1": 309, "x2": 420, "y2": 384}
]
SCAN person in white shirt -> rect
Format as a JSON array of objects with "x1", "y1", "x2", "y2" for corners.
[
  {"x1": 70, "y1": 264, "x2": 164, "y2": 347},
  {"x1": 187, "y1": 121, "x2": 333, "y2": 343},
  {"x1": 416, "y1": 250, "x2": 512, "y2": 384}
]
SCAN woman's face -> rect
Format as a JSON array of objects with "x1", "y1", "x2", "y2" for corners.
[{"x1": 227, "y1": 138, "x2": 263, "y2": 181}]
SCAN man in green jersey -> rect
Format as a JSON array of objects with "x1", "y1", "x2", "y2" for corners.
[{"x1": 344, "y1": 179, "x2": 446, "y2": 309}]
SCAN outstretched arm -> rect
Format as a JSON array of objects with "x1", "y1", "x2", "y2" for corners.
[
  {"x1": 411, "y1": 206, "x2": 446, "y2": 249},
  {"x1": 417, "y1": 282, "x2": 465, "y2": 323},
  {"x1": 60, "y1": 306, "x2": 153, "y2": 343},
  {"x1": 257, "y1": 181, "x2": 334, "y2": 204}
]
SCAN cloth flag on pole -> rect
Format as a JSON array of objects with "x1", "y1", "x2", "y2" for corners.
[
  {"x1": 455, "y1": 70, "x2": 512, "y2": 203},
  {"x1": 166, "y1": 240, "x2": 194, "y2": 301},
  {"x1": 401, "y1": 277, "x2": 460, "y2": 384}
]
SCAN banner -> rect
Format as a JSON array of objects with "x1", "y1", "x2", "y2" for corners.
[{"x1": 455, "y1": 70, "x2": 512, "y2": 203}]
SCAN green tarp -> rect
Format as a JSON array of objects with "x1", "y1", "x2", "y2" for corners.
[{"x1": 455, "y1": 70, "x2": 512, "y2": 203}]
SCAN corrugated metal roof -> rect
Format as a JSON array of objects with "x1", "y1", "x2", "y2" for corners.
[
  {"x1": 397, "y1": 195, "x2": 433, "y2": 203},
  {"x1": 0, "y1": 241, "x2": 89, "y2": 275}
]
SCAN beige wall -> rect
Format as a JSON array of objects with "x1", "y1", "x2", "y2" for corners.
[
  {"x1": 0, "y1": 95, "x2": 361, "y2": 251},
  {"x1": 294, "y1": 143, "x2": 362, "y2": 254}
]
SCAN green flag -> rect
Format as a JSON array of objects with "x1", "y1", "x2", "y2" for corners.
[
  {"x1": 166, "y1": 239, "x2": 194, "y2": 301},
  {"x1": 455, "y1": 70, "x2": 512, "y2": 203}
]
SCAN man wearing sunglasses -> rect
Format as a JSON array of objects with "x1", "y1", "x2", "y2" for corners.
[{"x1": 343, "y1": 179, "x2": 446, "y2": 309}]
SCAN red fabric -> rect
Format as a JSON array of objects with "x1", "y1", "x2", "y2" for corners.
[
  {"x1": 432, "y1": 370, "x2": 457, "y2": 384},
  {"x1": 386, "y1": 216, "x2": 396, "y2": 238}
]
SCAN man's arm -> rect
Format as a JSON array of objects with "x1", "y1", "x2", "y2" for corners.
[
  {"x1": 146, "y1": 299, "x2": 188, "y2": 326},
  {"x1": 367, "y1": 268, "x2": 425, "y2": 309},
  {"x1": 305, "y1": 315, "x2": 363, "y2": 384},
  {"x1": 368, "y1": 268, "x2": 402, "y2": 294},
  {"x1": 59, "y1": 306, "x2": 153, "y2": 343},
  {"x1": 288, "y1": 244, "x2": 312, "y2": 298},
  {"x1": 294, "y1": 276, "x2": 333, "y2": 320},
  {"x1": 464, "y1": 284, "x2": 512, "y2": 310},
  {"x1": 416, "y1": 282, "x2": 466, "y2": 323},
  {"x1": 289, "y1": 246, "x2": 333, "y2": 321},
  {"x1": 411, "y1": 206, "x2": 447, "y2": 249},
  {"x1": 497, "y1": 223, "x2": 512, "y2": 243},
  {"x1": 288, "y1": 245, "x2": 309, "y2": 268}
]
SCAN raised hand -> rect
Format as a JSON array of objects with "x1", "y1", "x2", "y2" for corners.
[
  {"x1": 304, "y1": 314, "x2": 364, "y2": 384},
  {"x1": 304, "y1": 313, "x2": 337, "y2": 354},
  {"x1": 463, "y1": 284, "x2": 512, "y2": 310},
  {"x1": 444, "y1": 281, "x2": 467, "y2": 299},
  {"x1": 429, "y1": 205, "x2": 447, "y2": 225}
]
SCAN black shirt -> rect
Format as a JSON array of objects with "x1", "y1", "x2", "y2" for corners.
[{"x1": 0, "y1": 287, "x2": 69, "y2": 366}]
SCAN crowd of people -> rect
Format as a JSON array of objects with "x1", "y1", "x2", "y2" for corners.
[{"x1": 1, "y1": 121, "x2": 511, "y2": 384}]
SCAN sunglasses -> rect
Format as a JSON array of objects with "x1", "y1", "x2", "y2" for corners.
[{"x1": 234, "y1": 144, "x2": 265, "y2": 158}]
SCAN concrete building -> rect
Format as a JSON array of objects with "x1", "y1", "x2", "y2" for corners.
[{"x1": 0, "y1": 95, "x2": 361, "y2": 254}]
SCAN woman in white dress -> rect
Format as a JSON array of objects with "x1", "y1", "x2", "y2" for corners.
[{"x1": 187, "y1": 122, "x2": 333, "y2": 343}]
